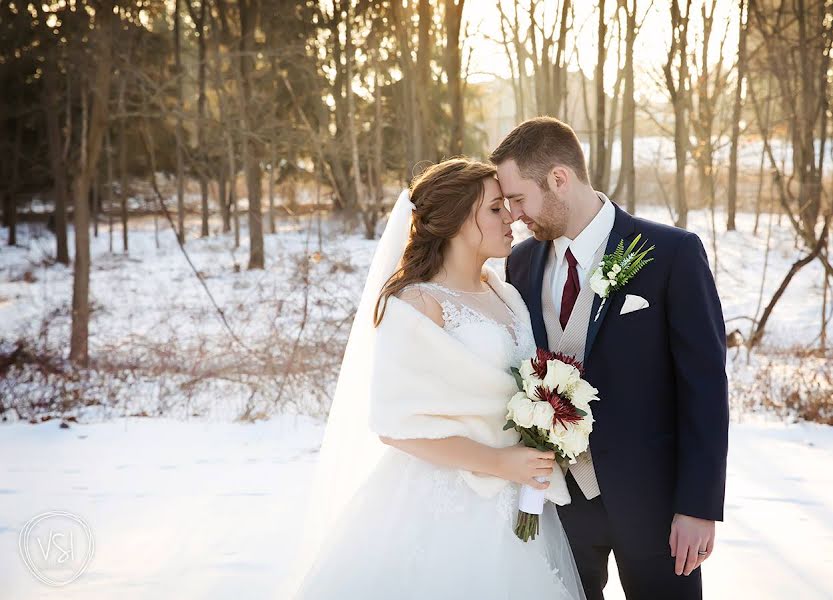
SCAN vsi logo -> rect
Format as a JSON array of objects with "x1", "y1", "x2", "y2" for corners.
[{"x1": 18, "y1": 511, "x2": 94, "y2": 586}]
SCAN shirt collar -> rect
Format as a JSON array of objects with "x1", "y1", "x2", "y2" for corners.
[{"x1": 552, "y1": 191, "x2": 616, "y2": 271}]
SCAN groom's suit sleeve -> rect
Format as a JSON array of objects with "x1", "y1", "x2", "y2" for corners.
[
  {"x1": 665, "y1": 232, "x2": 729, "y2": 522},
  {"x1": 504, "y1": 254, "x2": 512, "y2": 285}
]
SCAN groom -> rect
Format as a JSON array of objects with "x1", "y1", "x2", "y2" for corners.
[{"x1": 492, "y1": 117, "x2": 728, "y2": 600}]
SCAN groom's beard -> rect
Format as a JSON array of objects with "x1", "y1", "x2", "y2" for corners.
[{"x1": 530, "y1": 188, "x2": 567, "y2": 241}]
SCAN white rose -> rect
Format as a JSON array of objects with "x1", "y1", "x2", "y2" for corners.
[
  {"x1": 507, "y1": 392, "x2": 536, "y2": 428},
  {"x1": 562, "y1": 427, "x2": 591, "y2": 459},
  {"x1": 607, "y1": 270, "x2": 616, "y2": 279},
  {"x1": 612, "y1": 263, "x2": 622, "y2": 273},
  {"x1": 574, "y1": 412, "x2": 595, "y2": 435},
  {"x1": 531, "y1": 400, "x2": 555, "y2": 430},
  {"x1": 543, "y1": 359, "x2": 580, "y2": 395},
  {"x1": 569, "y1": 379, "x2": 599, "y2": 412},
  {"x1": 518, "y1": 359, "x2": 543, "y2": 395},
  {"x1": 589, "y1": 269, "x2": 611, "y2": 297},
  {"x1": 550, "y1": 423, "x2": 590, "y2": 461}
]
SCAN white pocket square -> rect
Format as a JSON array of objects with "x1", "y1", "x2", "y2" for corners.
[{"x1": 619, "y1": 294, "x2": 650, "y2": 315}]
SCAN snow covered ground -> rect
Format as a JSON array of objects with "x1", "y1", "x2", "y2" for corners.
[
  {"x1": 1, "y1": 197, "x2": 832, "y2": 597},
  {"x1": 2, "y1": 200, "x2": 829, "y2": 422},
  {"x1": 0, "y1": 416, "x2": 831, "y2": 599}
]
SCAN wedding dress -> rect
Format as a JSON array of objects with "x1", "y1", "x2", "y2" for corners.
[{"x1": 281, "y1": 190, "x2": 585, "y2": 600}]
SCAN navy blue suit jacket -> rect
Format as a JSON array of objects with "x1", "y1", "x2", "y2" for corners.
[{"x1": 505, "y1": 200, "x2": 729, "y2": 554}]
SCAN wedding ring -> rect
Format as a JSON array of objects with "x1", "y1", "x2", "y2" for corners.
[{"x1": 697, "y1": 550, "x2": 707, "y2": 556}]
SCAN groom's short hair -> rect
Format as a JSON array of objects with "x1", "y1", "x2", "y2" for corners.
[{"x1": 489, "y1": 117, "x2": 590, "y2": 188}]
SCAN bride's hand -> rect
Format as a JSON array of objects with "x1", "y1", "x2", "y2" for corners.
[{"x1": 494, "y1": 445, "x2": 555, "y2": 489}]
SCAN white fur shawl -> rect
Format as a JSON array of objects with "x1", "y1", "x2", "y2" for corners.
[{"x1": 368, "y1": 267, "x2": 571, "y2": 505}]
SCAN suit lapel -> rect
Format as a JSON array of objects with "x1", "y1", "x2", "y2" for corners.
[
  {"x1": 583, "y1": 202, "x2": 636, "y2": 363},
  {"x1": 528, "y1": 239, "x2": 550, "y2": 350}
]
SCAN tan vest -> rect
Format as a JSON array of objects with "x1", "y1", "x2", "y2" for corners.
[{"x1": 541, "y1": 238, "x2": 609, "y2": 500}]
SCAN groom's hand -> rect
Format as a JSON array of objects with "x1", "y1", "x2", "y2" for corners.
[{"x1": 669, "y1": 513, "x2": 715, "y2": 576}]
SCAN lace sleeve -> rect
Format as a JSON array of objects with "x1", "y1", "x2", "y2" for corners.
[
  {"x1": 403, "y1": 283, "x2": 481, "y2": 333},
  {"x1": 396, "y1": 284, "x2": 446, "y2": 328}
]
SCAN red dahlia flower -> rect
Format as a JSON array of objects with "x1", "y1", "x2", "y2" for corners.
[{"x1": 534, "y1": 385, "x2": 583, "y2": 428}]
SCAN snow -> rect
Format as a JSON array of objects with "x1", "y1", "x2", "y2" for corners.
[
  {"x1": 0, "y1": 416, "x2": 831, "y2": 598},
  {"x1": 1, "y1": 192, "x2": 831, "y2": 597},
  {"x1": 0, "y1": 416, "x2": 322, "y2": 599},
  {"x1": 0, "y1": 214, "x2": 377, "y2": 419}
]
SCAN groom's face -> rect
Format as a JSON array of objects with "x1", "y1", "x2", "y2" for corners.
[{"x1": 495, "y1": 159, "x2": 567, "y2": 241}]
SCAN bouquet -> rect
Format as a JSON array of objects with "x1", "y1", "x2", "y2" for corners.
[{"x1": 504, "y1": 348, "x2": 600, "y2": 541}]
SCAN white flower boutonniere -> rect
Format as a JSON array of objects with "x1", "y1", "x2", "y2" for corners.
[{"x1": 589, "y1": 233, "x2": 655, "y2": 321}]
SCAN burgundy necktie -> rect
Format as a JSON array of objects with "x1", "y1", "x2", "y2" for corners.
[{"x1": 560, "y1": 248, "x2": 580, "y2": 329}]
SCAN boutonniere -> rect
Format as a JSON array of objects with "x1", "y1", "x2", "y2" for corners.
[{"x1": 589, "y1": 233, "x2": 655, "y2": 322}]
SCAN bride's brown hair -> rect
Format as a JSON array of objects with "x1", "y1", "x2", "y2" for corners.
[{"x1": 373, "y1": 158, "x2": 497, "y2": 327}]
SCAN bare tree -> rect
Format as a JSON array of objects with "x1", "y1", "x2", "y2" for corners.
[
  {"x1": 3, "y1": 78, "x2": 23, "y2": 247},
  {"x1": 44, "y1": 53, "x2": 70, "y2": 264},
  {"x1": 750, "y1": 0, "x2": 830, "y2": 241},
  {"x1": 117, "y1": 73, "x2": 130, "y2": 253},
  {"x1": 742, "y1": 0, "x2": 833, "y2": 347},
  {"x1": 174, "y1": 0, "x2": 186, "y2": 244},
  {"x1": 689, "y1": 0, "x2": 733, "y2": 275},
  {"x1": 70, "y1": 4, "x2": 114, "y2": 365},
  {"x1": 591, "y1": 0, "x2": 611, "y2": 192},
  {"x1": 344, "y1": 2, "x2": 365, "y2": 209},
  {"x1": 727, "y1": 0, "x2": 748, "y2": 231},
  {"x1": 187, "y1": 0, "x2": 211, "y2": 238},
  {"x1": 612, "y1": 0, "x2": 642, "y2": 213},
  {"x1": 446, "y1": 0, "x2": 466, "y2": 156},
  {"x1": 497, "y1": 0, "x2": 530, "y2": 122},
  {"x1": 663, "y1": 0, "x2": 693, "y2": 229},
  {"x1": 238, "y1": 0, "x2": 264, "y2": 269},
  {"x1": 389, "y1": 0, "x2": 437, "y2": 179}
]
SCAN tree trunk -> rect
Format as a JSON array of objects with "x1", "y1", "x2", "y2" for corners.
[
  {"x1": 593, "y1": 0, "x2": 609, "y2": 191},
  {"x1": 219, "y1": 161, "x2": 230, "y2": 233},
  {"x1": 617, "y1": 0, "x2": 637, "y2": 213},
  {"x1": 4, "y1": 83, "x2": 23, "y2": 247},
  {"x1": 196, "y1": 0, "x2": 209, "y2": 238},
  {"x1": 445, "y1": 0, "x2": 465, "y2": 156},
  {"x1": 228, "y1": 135, "x2": 240, "y2": 248},
  {"x1": 268, "y1": 142, "x2": 276, "y2": 234},
  {"x1": 603, "y1": 49, "x2": 624, "y2": 194},
  {"x1": 416, "y1": 0, "x2": 433, "y2": 161},
  {"x1": 664, "y1": 0, "x2": 692, "y2": 229},
  {"x1": 105, "y1": 129, "x2": 114, "y2": 253},
  {"x1": 553, "y1": 0, "x2": 571, "y2": 116},
  {"x1": 691, "y1": 0, "x2": 720, "y2": 258},
  {"x1": 239, "y1": 0, "x2": 264, "y2": 269},
  {"x1": 748, "y1": 0, "x2": 829, "y2": 247},
  {"x1": 45, "y1": 60, "x2": 70, "y2": 264},
  {"x1": 497, "y1": 4, "x2": 523, "y2": 124},
  {"x1": 70, "y1": 7, "x2": 114, "y2": 365},
  {"x1": 727, "y1": 0, "x2": 747, "y2": 231},
  {"x1": 511, "y1": 0, "x2": 528, "y2": 121},
  {"x1": 749, "y1": 217, "x2": 830, "y2": 347},
  {"x1": 118, "y1": 77, "x2": 129, "y2": 253},
  {"x1": 174, "y1": 0, "x2": 186, "y2": 244},
  {"x1": 344, "y1": 3, "x2": 364, "y2": 209},
  {"x1": 92, "y1": 174, "x2": 100, "y2": 238}
]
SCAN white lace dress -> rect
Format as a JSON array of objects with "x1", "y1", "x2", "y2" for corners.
[{"x1": 291, "y1": 280, "x2": 586, "y2": 600}]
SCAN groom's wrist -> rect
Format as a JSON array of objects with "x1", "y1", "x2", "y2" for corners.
[{"x1": 673, "y1": 497, "x2": 724, "y2": 523}]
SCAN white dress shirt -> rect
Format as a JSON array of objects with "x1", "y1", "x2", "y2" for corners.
[{"x1": 551, "y1": 191, "x2": 616, "y2": 324}]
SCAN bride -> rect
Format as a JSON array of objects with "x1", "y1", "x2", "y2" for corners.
[{"x1": 282, "y1": 158, "x2": 586, "y2": 599}]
